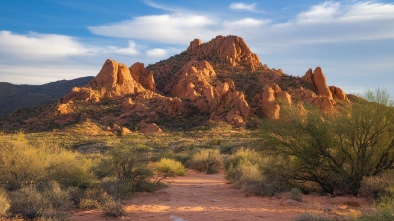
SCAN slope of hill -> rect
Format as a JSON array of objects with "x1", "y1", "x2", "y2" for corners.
[
  {"x1": 0, "y1": 77, "x2": 93, "y2": 116},
  {"x1": 0, "y1": 35, "x2": 350, "y2": 132}
]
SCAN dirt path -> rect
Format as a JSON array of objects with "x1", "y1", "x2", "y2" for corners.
[{"x1": 71, "y1": 170, "x2": 371, "y2": 221}]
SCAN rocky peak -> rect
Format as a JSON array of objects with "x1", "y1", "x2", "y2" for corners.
[{"x1": 186, "y1": 35, "x2": 261, "y2": 71}]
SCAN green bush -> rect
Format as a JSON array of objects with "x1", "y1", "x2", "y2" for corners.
[
  {"x1": 0, "y1": 139, "x2": 96, "y2": 190},
  {"x1": 359, "y1": 195, "x2": 394, "y2": 221},
  {"x1": 78, "y1": 187, "x2": 112, "y2": 209},
  {"x1": 287, "y1": 187, "x2": 303, "y2": 202},
  {"x1": 0, "y1": 141, "x2": 48, "y2": 190},
  {"x1": 359, "y1": 174, "x2": 393, "y2": 198},
  {"x1": 155, "y1": 158, "x2": 186, "y2": 177},
  {"x1": 103, "y1": 198, "x2": 125, "y2": 218},
  {"x1": 225, "y1": 148, "x2": 288, "y2": 196},
  {"x1": 188, "y1": 149, "x2": 222, "y2": 174},
  {"x1": 0, "y1": 188, "x2": 10, "y2": 217},
  {"x1": 95, "y1": 145, "x2": 162, "y2": 198},
  {"x1": 261, "y1": 89, "x2": 394, "y2": 195},
  {"x1": 8, "y1": 184, "x2": 71, "y2": 220}
]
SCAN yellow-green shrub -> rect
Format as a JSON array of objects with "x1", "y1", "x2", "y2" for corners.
[
  {"x1": 187, "y1": 149, "x2": 223, "y2": 174},
  {"x1": 154, "y1": 158, "x2": 186, "y2": 177},
  {"x1": 0, "y1": 188, "x2": 10, "y2": 217}
]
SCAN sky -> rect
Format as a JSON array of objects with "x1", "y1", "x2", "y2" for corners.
[{"x1": 1, "y1": 0, "x2": 394, "y2": 96}]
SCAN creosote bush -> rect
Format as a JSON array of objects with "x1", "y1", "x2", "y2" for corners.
[
  {"x1": 8, "y1": 183, "x2": 72, "y2": 220},
  {"x1": 0, "y1": 188, "x2": 10, "y2": 217},
  {"x1": 224, "y1": 148, "x2": 289, "y2": 196},
  {"x1": 103, "y1": 198, "x2": 125, "y2": 218},
  {"x1": 187, "y1": 149, "x2": 223, "y2": 174},
  {"x1": 154, "y1": 158, "x2": 186, "y2": 177},
  {"x1": 287, "y1": 187, "x2": 303, "y2": 202}
]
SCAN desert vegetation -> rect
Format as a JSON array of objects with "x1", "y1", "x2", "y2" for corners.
[{"x1": 0, "y1": 90, "x2": 393, "y2": 220}]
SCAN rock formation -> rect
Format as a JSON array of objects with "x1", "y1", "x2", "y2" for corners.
[
  {"x1": 88, "y1": 59, "x2": 146, "y2": 98},
  {"x1": 8, "y1": 35, "x2": 352, "y2": 133},
  {"x1": 186, "y1": 35, "x2": 261, "y2": 72},
  {"x1": 261, "y1": 85, "x2": 292, "y2": 120},
  {"x1": 300, "y1": 67, "x2": 347, "y2": 112}
]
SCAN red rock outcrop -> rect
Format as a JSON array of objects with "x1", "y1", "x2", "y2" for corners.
[
  {"x1": 313, "y1": 67, "x2": 332, "y2": 99},
  {"x1": 300, "y1": 67, "x2": 347, "y2": 112},
  {"x1": 186, "y1": 35, "x2": 261, "y2": 72},
  {"x1": 329, "y1": 86, "x2": 347, "y2": 101},
  {"x1": 168, "y1": 60, "x2": 216, "y2": 101},
  {"x1": 88, "y1": 59, "x2": 146, "y2": 98},
  {"x1": 203, "y1": 79, "x2": 250, "y2": 127},
  {"x1": 129, "y1": 62, "x2": 156, "y2": 91},
  {"x1": 261, "y1": 85, "x2": 292, "y2": 120},
  {"x1": 129, "y1": 62, "x2": 145, "y2": 82}
]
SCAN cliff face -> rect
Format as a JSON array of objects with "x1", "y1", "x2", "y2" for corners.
[{"x1": 1, "y1": 35, "x2": 349, "y2": 132}]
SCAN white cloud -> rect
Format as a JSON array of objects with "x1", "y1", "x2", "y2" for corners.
[
  {"x1": 144, "y1": 0, "x2": 178, "y2": 12},
  {"x1": 0, "y1": 31, "x2": 90, "y2": 59},
  {"x1": 88, "y1": 14, "x2": 217, "y2": 43},
  {"x1": 0, "y1": 31, "x2": 149, "y2": 85},
  {"x1": 105, "y1": 41, "x2": 139, "y2": 55},
  {"x1": 146, "y1": 48, "x2": 167, "y2": 57},
  {"x1": 224, "y1": 18, "x2": 268, "y2": 27},
  {"x1": 296, "y1": 1, "x2": 341, "y2": 23},
  {"x1": 88, "y1": 1, "x2": 394, "y2": 47},
  {"x1": 229, "y1": 3, "x2": 257, "y2": 12}
]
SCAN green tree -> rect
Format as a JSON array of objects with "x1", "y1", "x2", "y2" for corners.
[{"x1": 262, "y1": 89, "x2": 394, "y2": 195}]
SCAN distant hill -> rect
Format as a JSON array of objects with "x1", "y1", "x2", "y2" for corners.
[{"x1": 0, "y1": 77, "x2": 93, "y2": 116}]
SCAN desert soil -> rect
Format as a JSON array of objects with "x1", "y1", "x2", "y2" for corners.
[{"x1": 70, "y1": 170, "x2": 371, "y2": 221}]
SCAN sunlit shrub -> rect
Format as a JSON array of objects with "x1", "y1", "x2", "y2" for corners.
[
  {"x1": 103, "y1": 198, "x2": 125, "y2": 218},
  {"x1": 0, "y1": 188, "x2": 10, "y2": 217},
  {"x1": 187, "y1": 149, "x2": 223, "y2": 174},
  {"x1": 154, "y1": 158, "x2": 186, "y2": 177}
]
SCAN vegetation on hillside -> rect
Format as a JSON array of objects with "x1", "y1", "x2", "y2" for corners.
[{"x1": 0, "y1": 89, "x2": 393, "y2": 220}]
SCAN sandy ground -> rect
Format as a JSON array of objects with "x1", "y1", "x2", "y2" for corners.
[{"x1": 70, "y1": 170, "x2": 371, "y2": 221}]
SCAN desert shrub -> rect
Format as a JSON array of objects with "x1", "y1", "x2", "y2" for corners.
[
  {"x1": 225, "y1": 148, "x2": 289, "y2": 196},
  {"x1": 78, "y1": 187, "x2": 112, "y2": 209},
  {"x1": 8, "y1": 184, "x2": 71, "y2": 220},
  {"x1": 287, "y1": 187, "x2": 303, "y2": 202},
  {"x1": 187, "y1": 149, "x2": 222, "y2": 174},
  {"x1": 103, "y1": 198, "x2": 125, "y2": 218},
  {"x1": 359, "y1": 195, "x2": 394, "y2": 221},
  {"x1": 154, "y1": 158, "x2": 186, "y2": 177},
  {"x1": 261, "y1": 89, "x2": 394, "y2": 195},
  {"x1": 359, "y1": 174, "x2": 393, "y2": 198},
  {"x1": 0, "y1": 188, "x2": 10, "y2": 217},
  {"x1": 48, "y1": 150, "x2": 95, "y2": 188},
  {"x1": 225, "y1": 148, "x2": 262, "y2": 183},
  {"x1": 0, "y1": 141, "x2": 49, "y2": 190},
  {"x1": 359, "y1": 196, "x2": 394, "y2": 221},
  {"x1": 95, "y1": 144, "x2": 162, "y2": 198},
  {"x1": 295, "y1": 213, "x2": 332, "y2": 221},
  {"x1": 0, "y1": 138, "x2": 96, "y2": 190}
]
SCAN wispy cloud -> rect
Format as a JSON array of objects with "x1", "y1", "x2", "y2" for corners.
[
  {"x1": 229, "y1": 2, "x2": 258, "y2": 12},
  {"x1": 144, "y1": 0, "x2": 178, "y2": 12},
  {"x1": 88, "y1": 14, "x2": 217, "y2": 43}
]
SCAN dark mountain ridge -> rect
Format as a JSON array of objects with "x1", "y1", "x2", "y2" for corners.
[{"x1": 0, "y1": 77, "x2": 94, "y2": 116}]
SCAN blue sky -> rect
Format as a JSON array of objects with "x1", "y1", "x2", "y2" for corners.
[{"x1": 1, "y1": 0, "x2": 394, "y2": 96}]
